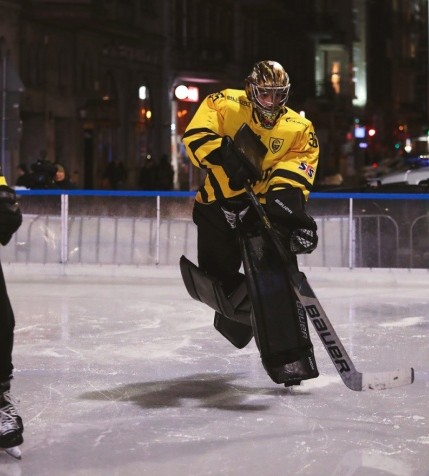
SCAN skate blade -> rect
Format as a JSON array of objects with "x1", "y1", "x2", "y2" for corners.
[
  {"x1": 3, "y1": 446, "x2": 22, "y2": 459},
  {"x1": 284, "y1": 380, "x2": 302, "y2": 388}
]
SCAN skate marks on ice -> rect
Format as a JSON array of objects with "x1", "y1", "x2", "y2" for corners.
[
  {"x1": 331, "y1": 448, "x2": 415, "y2": 476},
  {"x1": 74, "y1": 372, "x2": 427, "y2": 476},
  {"x1": 5, "y1": 271, "x2": 429, "y2": 475},
  {"x1": 379, "y1": 315, "x2": 427, "y2": 329}
]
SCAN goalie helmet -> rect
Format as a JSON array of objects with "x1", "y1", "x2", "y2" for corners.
[{"x1": 245, "y1": 60, "x2": 290, "y2": 128}]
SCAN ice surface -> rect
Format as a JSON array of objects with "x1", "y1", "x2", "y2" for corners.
[{"x1": 1, "y1": 264, "x2": 428, "y2": 476}]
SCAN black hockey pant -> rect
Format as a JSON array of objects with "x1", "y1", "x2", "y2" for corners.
[{"x1": 0, "y1": 262, "x2": 15, "y2": 382}]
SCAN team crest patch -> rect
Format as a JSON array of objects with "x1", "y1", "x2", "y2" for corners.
[
  {"x1": 298, "y1": 162, "x2": 315, "y2": 178},
  {"x1": 269, "y1": 137, "x2": 284, "y2": 153}
]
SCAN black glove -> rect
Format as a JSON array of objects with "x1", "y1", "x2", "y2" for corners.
[
  {"x1": 266, "y1": 188, "x2": 318, "y2": 254},
  {"x1": 0, "y1": 186, "x2": 23, "y2": 246},
  {"x1": 220, "y1": 136, "x2": 261, "y2": 191},
  {"x1": 289, "y1": 227, "x2": 318, "y2": 254}
]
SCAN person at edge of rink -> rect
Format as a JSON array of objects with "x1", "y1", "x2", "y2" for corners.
[
  {"x1": 181, "y1": 60, "x2": 320, "y2": 384},
  {"x1": 0, "y1": 170, "x2": 24, "y2": 456}
]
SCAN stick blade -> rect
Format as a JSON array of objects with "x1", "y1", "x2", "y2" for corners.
[
  {"x1": 361, "y1": 368, "x2": 414, "y2": 391},
  {"x1": 4, "y1": 446, "x2": 22, "y2": 459}
]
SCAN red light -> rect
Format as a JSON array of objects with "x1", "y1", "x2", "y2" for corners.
[
  {"x1": 174, "y1": 85, "x2": 199, "y2": 102},
  {"x1": 368, "y1": 128, "x2": 376, "y2": 137}
]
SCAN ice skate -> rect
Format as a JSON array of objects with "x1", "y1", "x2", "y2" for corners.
[
  {"x1": 283, "y1": 379, "x2": 302, "y2": 388},
  {"x1": 1, "y1": 445, "x2": 22, "y2": 460},
  {"x1": 0, "y1": 384, "x2": 23, "y2": 459},
  {"x1": 262, "y1": 347, "x2": 319, "y2": 386}
]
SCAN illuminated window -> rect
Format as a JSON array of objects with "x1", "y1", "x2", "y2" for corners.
[{"x1": 331, "y1": 61, "x2": 341, "y2": 94}]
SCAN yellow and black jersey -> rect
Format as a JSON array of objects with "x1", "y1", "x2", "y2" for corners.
[{"x1": 182, "y1": 88, "x2": 319, "y2": 204}]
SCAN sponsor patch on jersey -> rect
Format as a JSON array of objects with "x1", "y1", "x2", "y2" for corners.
[
  {"x1": 285, "y1": 117, "x2": 306, "y2": 127},
  {"x1": 269, "y1": 137, "x2": 284, "y2": 153},
  {"x1": 298, "y1": 162, "x2": 315, "y2": 178},
  {"x1": 226, "y1": 95, "x2": 251, "y2": 107}
]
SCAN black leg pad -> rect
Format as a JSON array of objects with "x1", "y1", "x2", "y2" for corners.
[
  {"x1": 180, "y1": 255, "x2": 251, "y2": 326},
  {"x1": 214, "y1": 312, "x2": 253, "y2": 349},
  {"x1": 239, "y1": 230, "x2": 319, "y2": 385}
]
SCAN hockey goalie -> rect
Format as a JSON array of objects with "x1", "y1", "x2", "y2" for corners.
[{"x1": 180, "y1": 60, "x2": 320, "y2": 387}]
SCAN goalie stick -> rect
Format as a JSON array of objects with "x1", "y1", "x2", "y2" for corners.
[
  {"x1": 243, "y1": 181, "x2": 414, "y2": 391},
  {"x1": 232, "y1": 122, "x2": 414, "y2": 390}
]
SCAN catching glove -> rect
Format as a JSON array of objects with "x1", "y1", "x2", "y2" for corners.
[
  {"x1": 289, "y1": 227, "x2": 318, "y2": 254},
  {"x1": 266, "y1": 188, "x2": 318, "y2": 254},
  {"x1": 220, "y1": 136, "x2": 261, "y2": 191},
  {"x1": 0, "y1": 185, "x2": 23, "y2": 245}
]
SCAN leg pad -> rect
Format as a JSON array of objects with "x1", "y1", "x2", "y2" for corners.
[
  {"x1": 213, "y1": 312, "x2": 253, "y2": 349},
  {"x1": 239, "y1": 230, "x2": 319, "y2": 384},
  {"x1": 180, "y1": 255, "x2": 251, "y2": 325},
  {"x1": 180, "y1": 255, "x2": 253, "y2": 348}
]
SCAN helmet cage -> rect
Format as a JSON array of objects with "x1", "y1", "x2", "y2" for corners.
[
  {"x1": 249, "y1": 83, "x2": 290, "y2": 115},
  {"x1": 245, "y1": 61, "x2": 291, "y2": 127}
]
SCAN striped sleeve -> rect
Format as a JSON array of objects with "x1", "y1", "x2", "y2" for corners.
[{"x1": 268, "y1": 123, "x2": 319, "y2": 200}]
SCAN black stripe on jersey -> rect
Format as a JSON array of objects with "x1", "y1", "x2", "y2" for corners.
[
  {"x1": 267, "y1": 183, "x2": 294, "y2": 193},
  {"x1": 270, "y1": 169, "x2": 313, "y2": 191},
  {"x1": 198, "y1": 183, "x2": 209, "y2": 202},
  {"x1": 206, "y1": 169, "x2": 226, "y2": 201},
  {"x1": 184, "y1": 129, "x2": 222, "y2": 167},
  {"x1": 182, "y1": 127, "x2": 218, "y2": 140}
]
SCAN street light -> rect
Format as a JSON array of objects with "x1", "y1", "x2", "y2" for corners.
[{"x1": 174, "y1": 85, "x2": 199, "y2": 102}]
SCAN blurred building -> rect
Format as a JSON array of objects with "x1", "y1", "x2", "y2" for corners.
[
  {"x1": 366, "y1": 0, "x2": 429, "y2": 158},
  {"x1": 0, "y1": 0, "x2": 428, "y2": 189}
]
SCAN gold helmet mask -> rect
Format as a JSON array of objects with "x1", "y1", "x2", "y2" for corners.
[{"x1": 245, "y1": 60, "x2": 290, "y2": 128}]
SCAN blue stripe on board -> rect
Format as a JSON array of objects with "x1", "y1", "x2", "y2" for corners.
[
  {"x1": 14, "y1": 189, "x2": 429, "y2": 200},
  {"x1": 14, "y1": 189, "x2": 197, "y2": 198}
]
